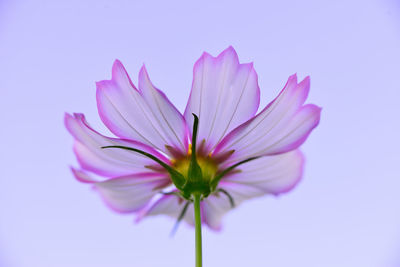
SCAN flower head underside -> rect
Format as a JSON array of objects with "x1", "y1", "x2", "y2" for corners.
[{"x1": 65, "y1": 46, "x2": 321, "y2": 230}]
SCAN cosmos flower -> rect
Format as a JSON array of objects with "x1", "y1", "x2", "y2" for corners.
[{"x1": 65, "y1": 46, "x2": 321, "y2": 231}]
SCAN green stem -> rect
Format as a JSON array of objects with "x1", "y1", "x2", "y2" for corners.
[{"x1": 194, "y1": 194, "x2": 202, "y2": 267}]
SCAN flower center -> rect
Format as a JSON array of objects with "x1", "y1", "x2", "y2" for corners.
[
  {"x1": 172, "y1": 154, "x2": 218, "y2": 183},
  {"x1": 102, "y1": 114, "x2": 258, "y2": 200}
]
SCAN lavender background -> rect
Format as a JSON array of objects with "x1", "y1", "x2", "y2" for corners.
[{"x1": 1, "y1": 0, "x2": 400, "y2": 266}]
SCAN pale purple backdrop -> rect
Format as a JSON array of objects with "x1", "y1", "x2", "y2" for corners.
[{"x1": 1, "y1": 0, "x2": 400, "y2": 267}]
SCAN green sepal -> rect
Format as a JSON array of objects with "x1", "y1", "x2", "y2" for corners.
[
  {"x1": 187, "y1": 113, "x2": 203, "y2": 185},
  {"x1": 170, "y1": 200, "x2": 190, "y2": 236},
  {"x1": 161, "y1": 191, "x2": 183, "y2": 198},
  {"x1": 182, "y1": 113, "x2": 209, "y2": 196},
  {"x1": 217, "y1": 188, "x2": 235, "y2": 208},
  {"x1": 101, "y1": 145, "x2": 186, "y2": 190}
]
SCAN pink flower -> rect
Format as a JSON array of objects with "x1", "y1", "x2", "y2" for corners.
[{"x1": 65, "y1": 47, "x2": 321, "y2": 231}]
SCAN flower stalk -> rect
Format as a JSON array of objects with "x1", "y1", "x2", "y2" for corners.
[
  {"x1": 193, "y1": 193, "x2": 202, "y2": 267},
  {"x1": 191, "y1": 114, "x2": 202, "y2": 267}
]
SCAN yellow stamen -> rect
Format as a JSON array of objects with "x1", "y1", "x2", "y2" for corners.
[{"x1": 188, "y1": 143, "x2": 192, "y2": 156}]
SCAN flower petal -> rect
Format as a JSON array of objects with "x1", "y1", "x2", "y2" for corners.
[
  {"x1": 214, "y1": 75, "x2": 321, "y2": 164},
  {"x1": 221, "y1": 150, "x2": 304, "y2": 195},
  {"x1": 137, "y1": 194, "x2": 195, "y2": 226},
  {"x1": 96, "y1": 60, "x2": 188, "y2": 156},
  {"x1": 94, "y1": 173, "x2": 170, "y2": 213},
  {"x1": 201, "y1": 150, "x2": 304, "y2": 230},
  {"x1": 65, "y1": 113, "x2": 169, "y2": 177},
  {"x1": 184, "y1": 46, "x2": 260, "y2": 154},
  {"x1": 200, "y1": 193, "x2": 244, "y2": 231},
  {"x1": 70, "y1": 167, "x2": 99, "y2": 183}
]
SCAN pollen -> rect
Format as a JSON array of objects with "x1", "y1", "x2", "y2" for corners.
[{"x1": 188, "y1": 143, "x2": 192, "y2": 155}]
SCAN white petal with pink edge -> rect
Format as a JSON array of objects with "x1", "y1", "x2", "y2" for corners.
[
  {"x1": 96, "y1": 60, "x2": 188, "y2": 156},
  {"x1": 70, "y1": 167, "x2": 99, "y2": 183},
  {"x1": 184, "y1": 46, "x2": 260, "y2": 154},
  {"x1": 65, "y1": 113, "x2": 169, "y2": 177},
  {"x1": 214, "y1": 75, "x2": 321, "y2": 164},
  {"x1": 137, "y1": 194, "x2": 195, "y2": 226},
  {"x1": 135, "y1": 147, "x2": 303, "y2": 230},
  {"x1": 202, "y1": 150, "x2": 304, "y2": 230},
  {"x1": 72, "y1": 168, "x2": 170, "y2": 213},
  {"x1": 94, "y1": 173, "x2": 170, "y2": 213},
  {"x1": 138, "y1": 190, "x2": 258, "y2": 231},
  {"x1": 221, "y1": 150, "x2": 304, "y2": 195}
]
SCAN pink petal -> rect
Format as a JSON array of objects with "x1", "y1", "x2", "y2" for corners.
[
  {"x1": 137, "y1": 194, "x2": 195, "y2": 226},
  {"x1": 201, "y1": 195, "x2": 234, "y2": 231},
  {"x1": 220, "y1": 149, "x2": 304, "y2": 195},
  {"x1": 94, "y1": 173, "x2": 170, "y2": 213},
  {"x1": 139, "y1": 66, "x2": 189, "y2": 152},
  {"x1": 138, "y1": 188, "x2": 261, "y2": 231},
  {"x1": 201, "y1": 150, "x2": 304, "y2": 230},
  {"x1": 70, "y1": 167, "x2": 99, "y2": 183},
  {"x1": 65, "y1": 113, "x2": 169, "y2": 177},
  {"x1": 214, "y1": 75, "x2": 321, "y2": 164},
  {"x1": 201, "y1": 184, "x2": 267, "y2": 231},
  {"x1": 184, "y1": 46, "x2": 260, "y2": 154},
  {"x1": 96, "y1": 60, "x2": 188, "y2": 156}
]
